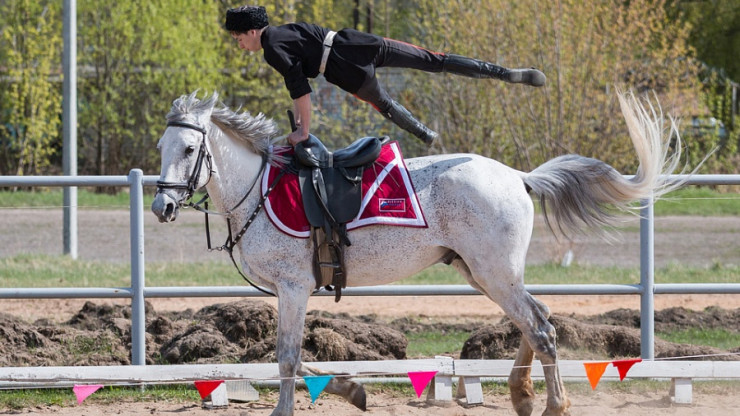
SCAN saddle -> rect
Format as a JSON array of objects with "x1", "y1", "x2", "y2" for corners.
[{"x1": 293, "y1": 134, "x2": 384, "y2": 302}]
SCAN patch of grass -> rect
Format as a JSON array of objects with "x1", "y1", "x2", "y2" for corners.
[
  {"x1": 0, "y1": 384, "x2": 199, "y2": 410},
  {"x1": 2, "y1": 255, "x2": 737, "y2": 289},
  {"x1": 653, "y1": 187, "x2": 740, "y2": 216},
  {"x1": 0, "y1": 255, "x2": 239, "y2": 288},
  {"x1": 405, "y1": 330, "x2": 471, "y2": 358},
  {"x1": 657, "y1": 328, "x2": 740, "y2": 350},
  {"x1": 2, "y1": 187, "x2": 738, "y2": 214},
  {"x1": 398, "y1": 262, "x2": 739, "y2": 286},
  {"x1": 0, "y1": 189, "x2": 158, "y2": 210},
  {"x1": 0, "y1": 388, "x2": 72, "y2": 410},
  {"x1": 530, "y1": 187, "x2": 740, "y2": 216}
]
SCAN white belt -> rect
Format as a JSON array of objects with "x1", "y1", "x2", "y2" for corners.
[{"x1": 319, "y1": 30, "x2": 337, "y2": 75}]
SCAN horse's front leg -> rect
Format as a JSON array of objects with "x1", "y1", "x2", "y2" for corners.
[{"x1": 272, "y1": 284, "x2": 312, "y2": 416}]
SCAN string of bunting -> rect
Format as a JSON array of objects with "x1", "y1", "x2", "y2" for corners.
[{"x1": 71, "y1": 351, "x2": 740, "y2": 404}]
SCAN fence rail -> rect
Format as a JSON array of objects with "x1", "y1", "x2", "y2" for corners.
[{"x1": 1, "y1": 171, "x2": 739, "y2": 365}]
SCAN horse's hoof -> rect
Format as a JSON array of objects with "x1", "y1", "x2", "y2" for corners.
[{"x1": 348, "y1": 383, "x2": 367, "y2": 411}]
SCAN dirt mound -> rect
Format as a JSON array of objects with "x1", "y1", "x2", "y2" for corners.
[
  {"x1": 581, "y1": 306, "x2": 740, "y2": 332},
  {"x1": 0, "y1": 300, "x2": 406, "y2": 367},
  {"x1": 1, "y1": 303, "x2": 737, "y2": 367},
  {"x1": 0, "y1": 309, "x2": 130, "y2": 367},
  {"x1": 461, "y1": 312, "x2": 740, "y2": 361}
]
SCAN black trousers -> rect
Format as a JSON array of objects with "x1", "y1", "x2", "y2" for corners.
[{"x1": 354, "y1": 39, "x2": 446, "y2": 113}]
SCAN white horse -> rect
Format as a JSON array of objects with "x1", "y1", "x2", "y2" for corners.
[{"x1": 152, "y1": 90, "x2": 684, "y2": 416}]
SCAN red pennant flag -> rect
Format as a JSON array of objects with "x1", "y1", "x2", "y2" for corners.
[
  {"x1": 408, "y1": 371, "x2": 438, "y2": 398},
  {"x1": 73, "y1": 384, "x2": 103, "y2": 404},
  {"x1": 194, "y1": 380, "x2": 225, "y2": 400},
  {"x1": 583, "y1": 362, "x2": 609, "y2": 390},
  {"x1": 612, "y1": 358, "x2": 642, "y2": 381}
]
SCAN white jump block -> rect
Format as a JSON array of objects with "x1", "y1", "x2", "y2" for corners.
[
  {"x1": 202, "y1": 382, "x2": 229, "y2": 408},
  {"x1": 426, "y1": 375, "x2": 453, "y2": 401},
  {"x1": 201, "y1": 380, "x2": 259, "y2": 409},
  {"x1": 226, "y1": 380, "x2": 259, "y2": 402},
  {"x1": 456, "y1": 376, "x2": 484, "y2": 405},
  {"x1": 426, "y1": 356, "x2": 454, "y2": 402},
  {"x1": 669, "y1": 378, "x2": 692, "y2": 404}
]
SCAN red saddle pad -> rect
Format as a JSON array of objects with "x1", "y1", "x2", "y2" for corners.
[{"x1": 262, "y1": 140, "x2": 427, "y2": 238}]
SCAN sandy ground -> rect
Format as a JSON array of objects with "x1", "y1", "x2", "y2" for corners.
[
  {"x1": 1, "y1": 209, "x2": 739, "y2": 414},
  {"x1": 14, "y1": 388, "x2": 740, "y2": 415}
]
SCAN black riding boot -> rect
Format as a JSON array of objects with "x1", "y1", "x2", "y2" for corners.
[
  {"x1": 442, "y1": 54, "x2": 546, "y2": 87},
  {"x1": 382, "y1": 100, "x2": 439, "y2": 145}
]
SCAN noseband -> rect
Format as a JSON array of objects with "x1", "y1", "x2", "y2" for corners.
[{"x1": 156, "y1": 121, "x2": 212, "y2": 204}]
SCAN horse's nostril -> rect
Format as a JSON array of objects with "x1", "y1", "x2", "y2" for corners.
[{"x1": 164, "y1": 202, "x2": 176, "y2": 220}]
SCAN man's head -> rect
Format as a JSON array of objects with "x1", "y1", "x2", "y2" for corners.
[
  {"x1": 225, "y1": 6, "x2": 269, "y2": 52},
  {"x1": 224, "y1": 5, "x2": 269, "y2": 33}
]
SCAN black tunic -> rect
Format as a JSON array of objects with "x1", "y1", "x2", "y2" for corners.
[{"x1": 261, "y1": 23, "x2": 384, "y2": 99}]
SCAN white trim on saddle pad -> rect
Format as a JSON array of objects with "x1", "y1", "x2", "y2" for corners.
[{"x1": 262, "y1": 141, "x2": 427, "y2": 238}]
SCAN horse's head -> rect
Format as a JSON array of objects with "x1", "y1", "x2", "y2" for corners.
[{"x1": 151, "y1": 93, "x2": 217, "y2": 223}]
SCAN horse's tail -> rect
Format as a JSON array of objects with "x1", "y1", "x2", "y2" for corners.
[{"x1": 522, "y1": 90, "x2": 687, "y2": 237}]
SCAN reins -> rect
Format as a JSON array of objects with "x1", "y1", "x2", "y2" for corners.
[{"x1": 204, "y1": 159, "x2": 286, "y2": 297}]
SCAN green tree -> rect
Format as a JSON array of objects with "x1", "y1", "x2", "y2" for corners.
[
  {"x1": 671, "y1": 0, "x2": 740, "y2": 82},
  {"x1": 0, "y1": 0, "x2": 62, "y2": 176},
  {"x1": 77, "y1": 0, "x2": 226, "y2": 179},
  {"x1": 403, "y1": 0, "x2": 703, "y2": 170}
]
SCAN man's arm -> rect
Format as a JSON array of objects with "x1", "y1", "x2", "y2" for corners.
[{"x1": 287, "y1": 93, "x2": 311, "y2": 146}]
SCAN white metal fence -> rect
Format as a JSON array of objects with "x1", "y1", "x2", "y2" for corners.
[{"x1": 1, "y1": 171, "x2": 739, "y2": 367}]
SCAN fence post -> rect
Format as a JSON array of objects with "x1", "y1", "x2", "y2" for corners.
[
  {"x1": 640, "y1": 196, "x2": 655, "y2": 360},
  {"x1": 129, "y1": 169, "x2": 146, "y2": 366},
  {"x1": 62, "y1": 0, "x2": 78, "y2": 259}
]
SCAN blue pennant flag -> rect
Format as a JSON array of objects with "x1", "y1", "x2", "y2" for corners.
[{"x1": 303, "y1": 375, "x2": 334, "y2": 403}]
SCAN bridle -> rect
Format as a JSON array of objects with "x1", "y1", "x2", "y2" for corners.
[
  {"x1": 155, "y1": 119, "x2": 284, "y2": 297},
  {"x1": 155, "y1": 121, "x2": 213, "y2": 204}
]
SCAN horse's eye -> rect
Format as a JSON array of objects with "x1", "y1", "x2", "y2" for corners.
[{"x1": 185, "y1": 146, "x2": 196, "y2": 155}]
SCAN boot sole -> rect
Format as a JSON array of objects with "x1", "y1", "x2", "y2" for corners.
[{"x1": 508, "y1": 69, "x2": 546, "y2": 87}]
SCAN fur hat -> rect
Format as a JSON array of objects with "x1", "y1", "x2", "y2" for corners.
[{"x1": 224, "y1": 6, "x2": 269, "y2": 32}]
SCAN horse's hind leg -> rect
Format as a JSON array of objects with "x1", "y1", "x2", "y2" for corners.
[
  {"x1": 508, "y1": 296, "x2": 550, "y2": 416},
  {"x1": 508, "y1": 292, "x2": 569, "y2": 416},
  {"x1": 509, "y1": 337, "x2": 535, "y2": 415},
  {"x1": 454, "y1": 259, "x2": 569, "y2": 415}
]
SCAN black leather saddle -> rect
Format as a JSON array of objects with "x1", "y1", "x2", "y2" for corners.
[
  {"x1": 295, "y1": 135, "x2": 382, "y2": 230},
  {"x1": 293, "y1": 134, "x2": 384, "y2": 302}
]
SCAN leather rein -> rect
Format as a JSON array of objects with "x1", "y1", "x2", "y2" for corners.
[{"x1": 156, "y1": 120, "x2": 284, "y2": 297}]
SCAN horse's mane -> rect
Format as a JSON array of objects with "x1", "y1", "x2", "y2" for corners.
[{"x1": 166, "y1": 92, "x2": 289, "y2": 167}]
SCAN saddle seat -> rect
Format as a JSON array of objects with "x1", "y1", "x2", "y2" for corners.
[
  {"x1": 292, "y1": 134, "x2": 385, "y2": 302},
  {"x1": 294, "y1": 134, "x2": 382, "y2": 169}
]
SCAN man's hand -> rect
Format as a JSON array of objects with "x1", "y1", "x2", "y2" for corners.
[
  {"x1": 287, "y1": 129, "x2": 309, "y2": 146},
  {"x1": 288, "y1": 94, "x2": 312, "y2": 146}
]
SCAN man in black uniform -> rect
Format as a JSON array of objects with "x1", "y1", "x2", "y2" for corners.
[{"x1": 225, "y1": 5, "x2": 546, "y2": 146}]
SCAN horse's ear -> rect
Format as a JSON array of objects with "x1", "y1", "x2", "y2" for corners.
[{"x1": 201, "y1": 91, "x2": 220, "y2": 118}]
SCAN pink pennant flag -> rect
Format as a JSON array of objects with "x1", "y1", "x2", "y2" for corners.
[
  {"x1": 408, "y1": 371, "x2": 437, "y2": 398},
  {"x1": 583, "y1": 362, "x2": 609, "y2": 390},
  {"x1": 194, "y1": 380, "x2": 225, "y2": 400},
  {"x1": 73, "y1": 384, "x2": 103, "y2": 404},
  {"x1": 612, "y1": 358, "x2": 642, "y2": 381}
]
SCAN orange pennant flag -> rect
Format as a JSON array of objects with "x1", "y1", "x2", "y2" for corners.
[
  {"x1": 612, "y1": 358, "x2": 642, "y2": 381},
  {"x1": 583, "y1": 362, "x2": 610, "y2": 390}
]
